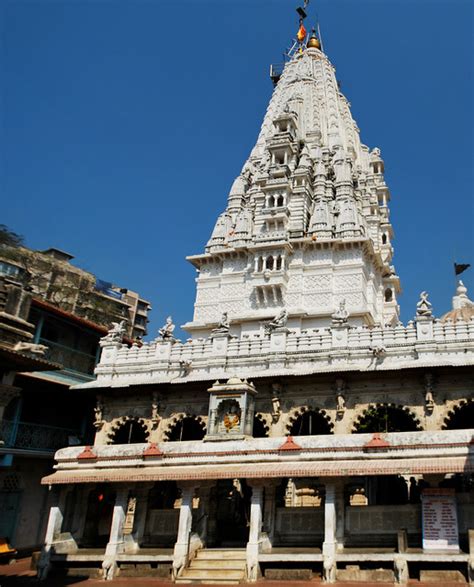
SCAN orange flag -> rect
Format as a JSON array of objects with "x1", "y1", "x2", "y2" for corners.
[{"x1": 297, "y1": 23, "x2": 306, "y2": 42}]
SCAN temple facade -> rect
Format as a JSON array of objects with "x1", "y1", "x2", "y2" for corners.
[{"x1": 38, "y1": 27, "x2": 473, "y2": 585}]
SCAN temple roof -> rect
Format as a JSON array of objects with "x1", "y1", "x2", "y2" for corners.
[{"x1": 441, "y1": 281, "x2": 474, "y2": 323}]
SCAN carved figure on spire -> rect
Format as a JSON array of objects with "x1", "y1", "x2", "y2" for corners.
[
  {"x1": 265, "y1": 309, "x2": 288, "y2": 334},
  {"x1": 102, "y1": 320, "x2": 126, "y2": 344},
  {"x1": 416, "y1": 291, "x2": 433, "y2": 318},
  {"x1": 158, "y1": 316, "x2": 175, "y2": 340},
  {"x1": 332, "y1": 300, "x2": 349, "y2": 326}
]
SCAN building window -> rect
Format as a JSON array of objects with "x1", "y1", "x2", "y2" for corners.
[{"x1": 0, "y1": 261, "x2": 23, "y2": 279}]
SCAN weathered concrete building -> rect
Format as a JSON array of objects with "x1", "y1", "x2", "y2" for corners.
[{"x1": 39, "y1": 23, "x2": 473, "y2": 585}]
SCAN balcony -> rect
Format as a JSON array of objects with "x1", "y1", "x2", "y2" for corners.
[
  {"x1": 39, "y1": 338, "x2": 97, "y2": 376},
  {"x1": 0, "y1": 419, "x2": 79, "y2": 453}
]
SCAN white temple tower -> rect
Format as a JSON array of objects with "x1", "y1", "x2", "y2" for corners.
[{"x1": 184, "y1": 31, "x2": 400, "y2": 338}]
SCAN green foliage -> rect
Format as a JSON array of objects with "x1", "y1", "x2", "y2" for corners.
[{"x1": 0, "y1": 225, "x2": 24, "y2": 247}]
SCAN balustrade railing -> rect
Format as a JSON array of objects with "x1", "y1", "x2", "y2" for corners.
[
  {"x1": 0, "y1": 420, "x2": 78, "y2": 452},
  {"x1": 39, "y1": 338, "x2": 97, "y2": 375}
]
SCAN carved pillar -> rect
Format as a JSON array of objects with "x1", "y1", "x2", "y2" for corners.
[
  {"x1": 246, "y1": 482, "x2": 264, "y2": 582},
  {"x1": 133, "y1": 483, "x2": 154, "y2": 547},
  {"x1": 322, "y1": 480, "x2": 337, "y2": 583},
  {"x1": 36, "y1": 487, "x2": 67, "y2": 580},
  {"x1": 172, "y1": 483, "x2": 197, "y2": 579},
  {"x1": 102, "y1": 485, "x2": 129, "y2": 580},
  {"x1": 263, "y1": 480, "x2": 279, "y2": 548},
  {"x1": 196, "y1": 483, "x2": 213, "y2": 546},
  {"x1": 334, "y1": 479, "x2": 345, "y2": 551}
]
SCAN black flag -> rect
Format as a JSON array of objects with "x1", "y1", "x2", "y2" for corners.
[{"x1": 454, "y1": 263, "x2": 471, "y2": 276}]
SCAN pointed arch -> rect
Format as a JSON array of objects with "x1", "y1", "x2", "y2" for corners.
[
  {"x1": 253, "y1": 413, "x2": 270, "y2": 438},
  {"x1": 286, "y1": 406, "x2": 333, "y2": 436},
  {"x1": 108, "y1": 417, "x2": 149, "y2": 444},
  {"x1": 352, "y1": 403, "x2": 421, "y2": 433},
  {"x1": 163, "y1": 414, "x2": 206, "y2": 441},
  {"x1": 442, "y1": 399, "x2": 474, "y2": 430}
]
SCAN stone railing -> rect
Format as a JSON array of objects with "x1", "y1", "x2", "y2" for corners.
[
  {"x1": 0, "y1": 419, "x2": 79, "y2": 452},
  {"x1": 81, "y1": 317, "x2": 474, "y2": 389}
]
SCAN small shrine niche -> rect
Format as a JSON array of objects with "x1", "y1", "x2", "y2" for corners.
[{"x1": 205, "y1": 377, "x2": 257, "y2": 440}]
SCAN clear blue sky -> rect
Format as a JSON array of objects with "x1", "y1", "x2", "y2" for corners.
[{"x1": 2, "y1": 0, "x2": 473, "y2": 339}]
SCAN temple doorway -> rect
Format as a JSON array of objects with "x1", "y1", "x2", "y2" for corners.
[
  {"x1": 210, "y1": 479, "x2": 251, "y2": 547},
  {"x1": 81, "y1": 485, "x2": 116, "y2": 547}
]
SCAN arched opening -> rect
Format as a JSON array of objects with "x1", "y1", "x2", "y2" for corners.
[
  {"x1": 288, "y1": 409, "x2": 333, "y2": 436},
  {"x1": 382, "y1": 233, "x2": 387, "y2": 245},
  {"x1": 266, "y1": 255, "x2": 274, "y2": 271},
  {"x1": 384, "y1": 288, "x2": 393, "y2": 302},
  {"x1": 443, "y1": 401, "x2": 474, "y2": 430},
  {"x1": 165, "y1": 416, "x2": 206, "y2": 441},
  {"x1": 277, "y1": 194, "x2": 284, "y2": 207},
  {"x1": 109, "y1": 418, "x2": 149, "y2": 444},
  {"x1": 353, "y1": 404, "x2": 421, "y2": 433},
  {"x1": 253, "y1": 414, "x2": 269, "y2": 438}
]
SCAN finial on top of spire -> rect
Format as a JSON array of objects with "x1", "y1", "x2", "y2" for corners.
[{"x1": 307, "y1": 27, "x2": 321, "y2": 49}]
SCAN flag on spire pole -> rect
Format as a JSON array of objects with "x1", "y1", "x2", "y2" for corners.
[
  {"x1": 297, "y1": 23, "x2": 307, "y2": 42},
  {"x1": 454, "y1": 263, "x2": 471, "y2": 276}
]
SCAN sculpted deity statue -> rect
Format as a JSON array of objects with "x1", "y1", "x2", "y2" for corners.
[
  {"x1": 212, "y1": 312, "x2": 230, "y2": 335},
  {"x1": 332, "y1": 300, "x2": 349, "y2": 326},
  {"x1": 158, "y1": 316, "x2": 175, "y2": 340},
  {"x1": 265, "y1": 309, "x2": 288, "y2": 334},
  {"x1": 93, "y1": 396, "x2": 104, "y2": 430},
  {"x1": 102, "y1": 320, "x2": 126, "y2": 343},
  {"x1": 416, "y1": 291, "x2": 433, "y2": 317}
]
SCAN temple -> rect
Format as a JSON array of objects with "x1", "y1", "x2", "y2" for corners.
[{"x1": 38, "y1": 21, "x2": 473, "y2": 586}]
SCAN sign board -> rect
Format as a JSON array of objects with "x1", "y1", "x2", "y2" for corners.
[{"x1": 422, "y1": 488, "x2": 459, "y2": 551}]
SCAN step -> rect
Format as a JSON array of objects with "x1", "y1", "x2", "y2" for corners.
[
  {"x1": 195, "y1": 550, "x2": 246, "y2": 561},
  {"x1": 176, "y1": 580, "x2": 240, "y2": 585},
  {"x1": 179, "y1": 569, "x2": 244, "y2": 580},
  {"x1": 191, "y1": 559, "x2": 246, "y2": 570}
]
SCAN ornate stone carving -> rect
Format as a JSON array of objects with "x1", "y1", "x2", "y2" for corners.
[
  {"x1": 331, "y1": 299, "x2": 348, "y2": 326},
  {"x1": 416, "y1": 291, "x2": 433, "y2": 318},
  {"x1": 13, "y1": 342, "x2": 48, "y2": 356},
  {"x1": 93, "y1": 396, "x2": 105, "y2": 430},
  {"x1": 264, "y1": 309, "x2": 288, "y2": 334},
  {"x1": 102, "y1": 321, "x2": 126, "y2": 344},
  {"x1": 334, "y1": 378, "x2": 346, "y2": 418},
  {"x1": 424, "y1": 372, "x2": 435, "y2": 413},
  {"x1": 157, "y1": 316, "x2": 175, "y2": 341},
  {"x1": 211, "y1": 312, "x2": 230, "y2": 336},
  {"x1": 271, "y1": 382, "x2": 283, "y2": 423}
]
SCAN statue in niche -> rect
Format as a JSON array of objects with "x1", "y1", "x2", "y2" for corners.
[
  {"x1": 271, "y1": 382, "x2": 283, "y2": 423},
  {"x1": 331, "y1": 300, "x2": 349, "y2": 326},
  {"x1": 264, "y1": 309, "x2": 288, "y2": 334},
  {"x1": 218, "y1": 399, "x2": 241, "y2": 433},
  {"x1": 335, "y1": 378, "x2": 346, "y2": 417},
  {"x1": 93, "y1": 396, "x2": 104, "y2": 430},
  {"x1": 158, "y1": 316, "x2": 175, "y2": 340},
  {"x1": 151, "y1": 392, "x2": 161, "y2": 427},
  {"x1": 103, "y1": 320, "x2": 126, "y2": 343},
  {"x1": 416, "y1": 291, "x2": 433, "y2": 318},
  {"x1": 424, "y1": 372, "x2": 435, "y2": 413},
  {"x1": 212, "y1": 312, "x2": 230, "y2": 335}
]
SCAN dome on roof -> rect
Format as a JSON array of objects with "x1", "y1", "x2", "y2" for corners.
[{"x1": 440, "y1": 281, "x2": 474, "y2": 323}]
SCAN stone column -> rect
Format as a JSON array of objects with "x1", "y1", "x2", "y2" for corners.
[
  {"x1": 37, "y1": 487, "x2": 67, "y2": 580},
  {"x1": 334, "y1": 479, "x2": 345, "y2": 551},
  {"x1": 246, "y1": 482, "x2": 264, "y2": 582},
  {"x1": 133, "y1": 483, "x2": 154, "y2": 547},
  {"x1": 263, "y1": 480, "x2": 279, "y2": 548},
  {"x1": 172, "y1": 483, "x2": 197, "y2": 579},
  {"x1": 196, "y1": 483, "x2": 213, "y2": 546},
  {"x1": 322, "y1": 480, "x2": 337, "y2": 583},
  {"x1": 102, "y1": 485, "x2": 129, "y2": 580}
]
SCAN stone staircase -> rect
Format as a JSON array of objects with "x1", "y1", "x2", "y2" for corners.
[{"x1": 175, "y1": 549, "x2": 247, "y2": 584}]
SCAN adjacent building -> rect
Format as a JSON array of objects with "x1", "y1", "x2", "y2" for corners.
[
  {"x1": 38, "y1": 23, "x2": 473, "y2": 586},
  {"x1": 0, "y1": 242, "x2": 151, "y2": 552},
  {"x1": 0, "y1": 245, "x2": 152, "y2": 340}
]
